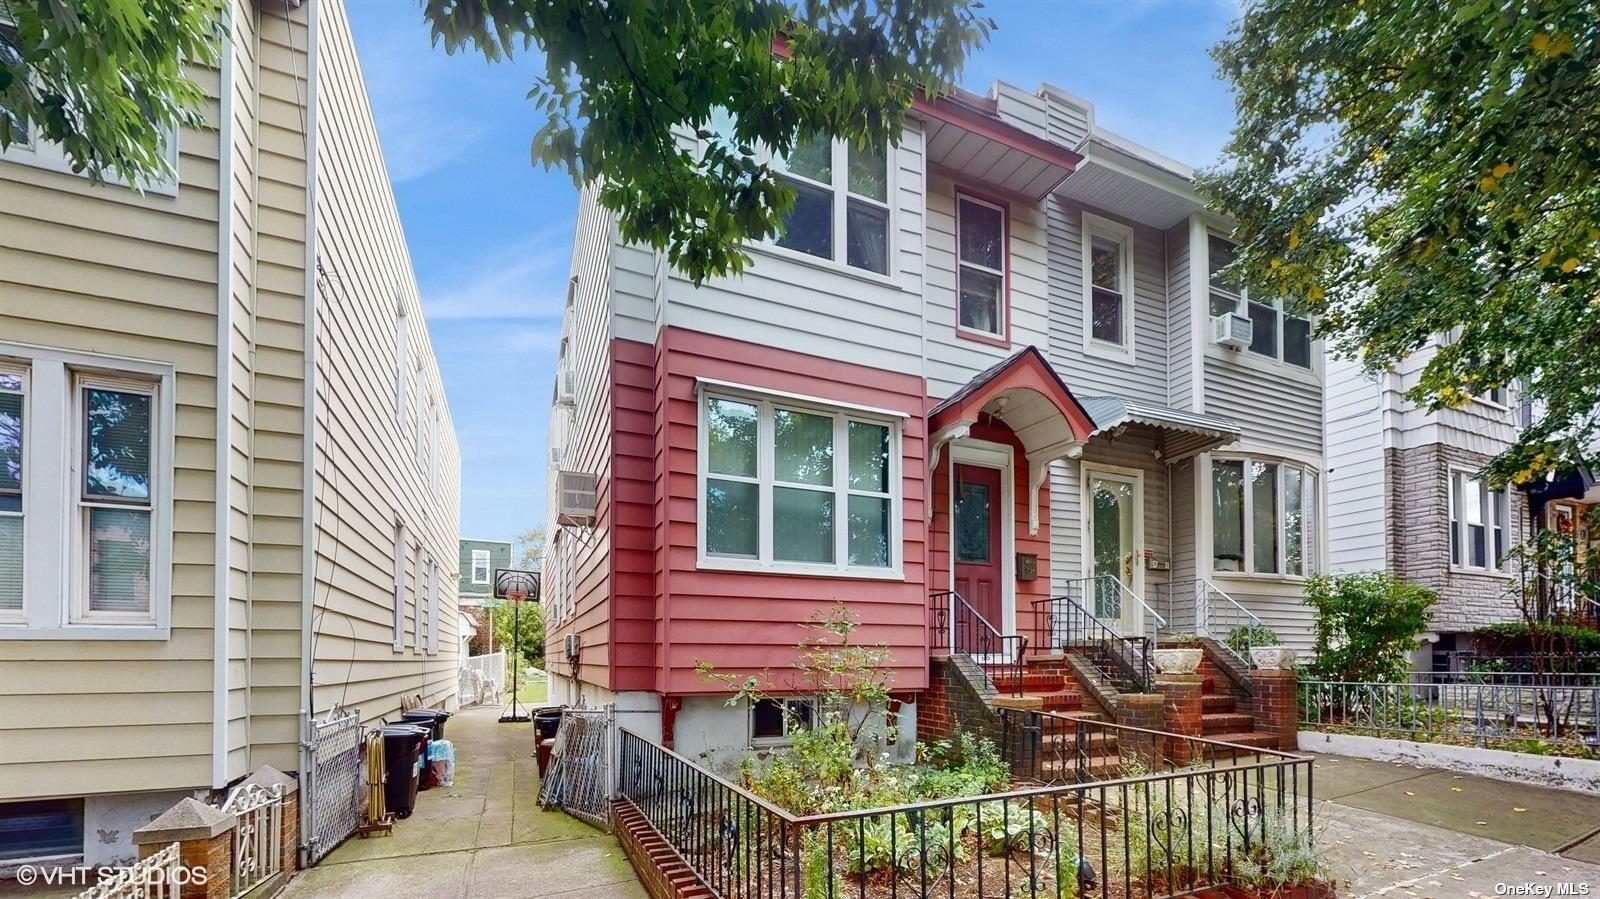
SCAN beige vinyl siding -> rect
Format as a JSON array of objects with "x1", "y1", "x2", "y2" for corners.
[
  {"x1": 310, "y1": 0, "x2": 461, "y2": 724},
  {"x1": 0, "y1": 66, "x2": 225, "y2": 799}
]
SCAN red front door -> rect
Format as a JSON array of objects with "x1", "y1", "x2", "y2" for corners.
[{"x1": 953, "y1": 464, "x2": 1004, "y2": 629}]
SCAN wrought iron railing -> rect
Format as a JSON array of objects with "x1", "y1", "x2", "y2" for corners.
[
  {"x1": 74, "y1": 843, "x2": 181, "y2": 899},
  {"x1": 929, "y1": 590, "x2": 1027, "y2": 697},
  {"x1": 1300, "y1": 679, "x2": 1600, "y2": 749},
  {"x1": 1031, "y1": 588, "x2": 1155, "y2": 693},
  {"x1": 1156, "y1": 578, "x2": 1262, "y2": 670},
  {"x1": 218, "y1": 781, "x2": 285, "y2": 898},
  {"x1": 1431, "y1": 650, "x2": 1600, "y2": 684},
  {"x1": 999, "y1": 709, "x2": 1300, "y2": 787},
  {"x1": 618, "y1": 727, "x2": 1316, "y2": 899}
]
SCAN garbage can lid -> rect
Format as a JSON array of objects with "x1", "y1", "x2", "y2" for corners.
[
  {"x1": 401, "y1": 708, "x2": 450, "y2": 720},
  {"x1": 381, "y1": 723, "x2": 430, "y2": 737}
]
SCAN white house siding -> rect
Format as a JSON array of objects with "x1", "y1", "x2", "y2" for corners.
[
  {"x1": 308, "y1": 0, "x2": 460, "y2": 724},
  {"x1": 0, "y1": 65, "x2": 225, "y2": 798},
  {"x1": 1324, "y1": 356, "x2": 1387, "y2": 573},
  {"x1": 1040, "y1": 87, "x2": 1093, "y2": 148},
  {"x1": 1204, "y1": 351, "x2": 1324, "y2": 459}
]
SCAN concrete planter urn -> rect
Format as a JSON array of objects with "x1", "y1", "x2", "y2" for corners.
[
  {"x1": 1153, "y1": 648, "x2": 1203, "y2": 674},
  {"x1": 1250, "y1": 646, "x2": 1297, "y2": 670}
]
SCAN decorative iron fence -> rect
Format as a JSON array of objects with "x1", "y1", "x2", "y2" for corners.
[
  {"x1": 999, "y1": 709, "x2": 1301, "y2": 787},
  {"x1": 1300, "y1": 679, "x2": 1600, "y2": 749},
  {"x1": 929, "y1": 590, "x2": 1027, "y2": 696},
  {"x1": 74, "y1": 843, "x2": 181, "y2": 899},
  {"x1": 1030, "y1": 587, "x2": 1154, "y2": 693},
  {"x1": 218, "y1": 782, "x2": 284, "y2": 897},
  {"x1": 302, "y1": 707, "x2": 363, "y2": 864},
  {"x1": 617, "y1": 728, "x2": 1315, "y2": 899},
  {"x1": 539, "y1": 706, "x2": 614, "y2": 828}
]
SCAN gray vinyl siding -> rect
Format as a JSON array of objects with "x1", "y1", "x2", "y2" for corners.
[
  {"x1": 1165, "y1": 222, "x2": 1194, "y2": 411},
  {"x1": 1170, "y1": 457, "x2": 1196, "y2": 586},
  {"x1": 1044, "y1": 198, "x2": 1169, "y2": 405},
  {"x1": 1228, "y1": 590, "x2": 1316, "y2": 652},
  {"x1": 1204, "y1": 352, "x2": 1324, "y2": 457},
  {"x1": 1047, "y1": 430, "x2": 1172, "y2": 598},
  {"x1": 1324, "y1": 356, "x2": 1387, "y2": 572}
]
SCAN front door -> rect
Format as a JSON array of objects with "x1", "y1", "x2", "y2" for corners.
[
  {"x1": 1087, "y1": 470, "x2": 1141, "y2": 635},
  {"x1": 954, "y1": 464, "x2": 1004, "y2": 630}
]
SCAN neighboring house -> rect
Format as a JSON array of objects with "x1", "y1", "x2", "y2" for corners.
[
  {"x1": 541, "y1": 79, "x2": 1326, "y2": 769},
  {"x1": 1325, "y1": 344, "x2": 1525, "y2": 668},
  {"x1": 0, "y1": 0, "x2": 460, "y2": 868},
  {"x1": 459, "y1": 538, "x2": 514, "y2": 606}
]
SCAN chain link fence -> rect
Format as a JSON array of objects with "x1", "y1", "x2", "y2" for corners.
[
  {"x1": 538, "y1": 706, "x2": 614, "y2": 828},
  {"x1": 303, "y1": 708, "x2": 363, "y2": 864}
]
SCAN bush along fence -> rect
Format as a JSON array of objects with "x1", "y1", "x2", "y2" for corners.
[
  {"x1": 1299, "y1": 678, "x2": 1600, "y2": 754},
  {"x1": 613, "y1": 725, "x2": 1321, "y2": 899}
]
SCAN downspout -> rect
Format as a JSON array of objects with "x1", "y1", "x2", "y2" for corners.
[
  {"x1": 297, "y1": 0, "x2": 320, "y2": 868},
  {"x1": 212, "y1": 0, "x2": 236, "y2": 791}
]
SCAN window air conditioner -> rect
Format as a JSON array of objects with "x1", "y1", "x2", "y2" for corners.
[
  {"x1": 556, "y1": 470, "x2": 598, "y2": 526},
  {"x1": 557, "y1": 368, "x2": 577, "y2": 406},
  {"x1": 548, "y1": 446, "x2": 563, "y2": 467},
  {"x1": 1210, "y1": 312, "x2": 1253, "y2": 349}
]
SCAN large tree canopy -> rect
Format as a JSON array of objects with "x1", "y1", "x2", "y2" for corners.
[
  {"x1": 422, "y1": 0, "x2": 993, "y2": 284},
  {"x1": 1200, "y1": 1, "x2": 1599, "y2": 487},
  {"x1": 0, "y1": 0, "x2": 223, "y2": 186}
]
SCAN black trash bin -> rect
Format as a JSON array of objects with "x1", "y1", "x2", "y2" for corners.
[
  {"x1": 400, "y1": 708, "x2": 451, "y2": 741},
  {"x1": 533, "y1": 708, "x2": 563, "y2": 741},
  {"x1": 380, "y1": 724, "x2": 428, "y2": 818}
]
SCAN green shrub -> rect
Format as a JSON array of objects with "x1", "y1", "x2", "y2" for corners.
[
  {"x1": 1304, "y1": 572, "x2": 1436, "y2": 682},
  {"x1": 914, "y1": 732, "x2": 1009, "y2": 799},
  {"x1": 1226, "y1": 624, "x2": 1280, "y2": 657}
]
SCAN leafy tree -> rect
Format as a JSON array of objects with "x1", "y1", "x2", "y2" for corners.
[
  {"x1": 0, "y1": 0, "x2": 224, "y2": 185},
  {"x1": 421, "y1": 0, "x2": 993, "y2": 284},
  {"x1": 1201, "y1": 2, "x2": 1599, "y2": 486},
  {"x1": 513, "y1": 525, "x2": 545, "y2": 571},
  {"x1": 492, "y1": 597, "x2": 544, "y2": 669},
  {"x1": 1304, "y1": 573, "x2": 1436, "y2": 683}
]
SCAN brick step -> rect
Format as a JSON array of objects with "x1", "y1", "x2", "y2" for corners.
[
  {"x1": 1039, "y1": 729, "x2": 1117, "y2": 751},
  {"x1": 1038, "y1": 754, "x2": 1128, "y2": 777},
  {"x1": 1202, "y1": 712, "x2": 1257, "y2": 734},
  {"x1": 991, "y1": 671, "x2": 1069, "y2": 692},
  {"x1": 1202, "y1": 694, "x2": 1237, "y2": 712},
  {"x1": 1205, "y1": 731, "x2": 1280, "y2": 749}
]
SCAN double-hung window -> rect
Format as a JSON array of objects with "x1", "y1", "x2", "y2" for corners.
[
  {"x1": 1209, "y1": 234, "x2": 1312, "y2": 369},
  {"x1": 1083, "y1": 212, "x2": 1134, "y2": 355},
  {"x1": 957, "y1": 194, "x2": 1007, "y2": 337},
  {"x1": 0, "y1": 364, "x2": 24, "y2": 621},
  {"x1": 74, "y1": 377, "x2": 157, "y2": 622},
  {"x1": 1449, "y1": 471, "x2": 1509, "y2": 572},
  {"x1": 700, "y1": 388, "x2": 899, "y2": 575},
  {"x1": 471, "y1": 549, "x2": 491, "y2": 585},
  {"x1": 773, "y1": 134, "x2": 891, "y2": 275},
  {"x1": 1211, "y1": 456, "x2": 1317, "y2": 577}
]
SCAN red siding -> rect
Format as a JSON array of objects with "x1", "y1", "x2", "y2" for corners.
[
  {"x1": 656, "y1": 327, "x2": 930, "y2": 695},
  {"x1": 610, "y1": 338, "x2": 659, "y2": 691}
]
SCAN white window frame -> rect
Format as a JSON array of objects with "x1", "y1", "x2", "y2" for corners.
[
  {"x1": 1207, "y1": 453, "x2": 1318, "y2": 582},
  {"x1": 414, "y1": 542, "x2": 426, "y2": 653},
  {"x1": 749, "y1": 697, "x2": 814, "y2": 748},
  {"x1": 1206, "y1": 232, "x2": 1313, "y2": 370},
  {"x1": 392, "y1": 522, "x2": 407, "y2": 651},
  {"x1": 695, "y1": 382, "x2": 904, "y2": 580},
  {"x1": 1449, "y1": 467, "x2": 1511, "y2": 575},
  {"x1": 471, "y1": 549, "x2": 491, "y2": 585},
  {"x1": 0, "y1": 361, "x2": 26, "y2": 625},
  {"x1": 956, "y1": 193, "x2": 1009, "y2": 340},
  {"x1": 0, "y1": 344, "x2": 174, "y2": 640},
  {"x1": 426, "y1": 556, "x2": 440, "y2": 655},
  {"x1": 70, "y1": 373, "x2": 162, "y2": 626},
  {"x1": 393, "y1": 303, "x2": 409, "y2": 436},
  {"x1": 1081, "y1": 211, "x2": 1136, "y2": 361}
]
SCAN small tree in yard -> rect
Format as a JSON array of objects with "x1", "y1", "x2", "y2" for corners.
[{"x1": 1304, "y1": 573, "x2": 1436, "y2": 683}]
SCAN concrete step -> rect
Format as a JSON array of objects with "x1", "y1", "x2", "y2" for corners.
[
  {"x1": 1202, "y1": 712, "x2": 1257, "y2": 734},
  {"x1": 1205, "y1": 731, "x2": 1281, "y2": 749},
  {"x1": 1202, "y1": 693, "x2": 1237, "y2": 712}
]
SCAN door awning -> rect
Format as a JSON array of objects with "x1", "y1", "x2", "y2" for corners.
[
  {"x1": 928, "y1": 347, "x2": 1097, "y2": 534},
  {"x1": 1078, "y1": 395, "x2": 1241, "y2": 462}
]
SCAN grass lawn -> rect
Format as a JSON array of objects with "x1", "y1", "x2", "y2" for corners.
[{"x1": 510, "y1": 672, "x2": 548, "y2": 705}]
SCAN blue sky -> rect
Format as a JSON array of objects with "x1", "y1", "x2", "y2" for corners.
[{"x1": 344, "y1": 0, "x2": 1242, "y2": 544}]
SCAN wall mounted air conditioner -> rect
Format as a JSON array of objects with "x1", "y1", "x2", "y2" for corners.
[
  {"x1": 556, "y1": 470, "x2": 598, "y2": 526},
  {"x1": 548, "y1": 446, "x2": 563, "y2": 467},
  {"x1": 557, "y1": 368, "x2": 577, "y2": 406},
  {"x1": 1210, "y1": 312, "x2": 1253, "y2": 350}
]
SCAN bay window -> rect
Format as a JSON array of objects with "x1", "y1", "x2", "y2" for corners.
[
  {"x1": 1211, "y1": 455, "x2": 1317, "y2": 577},
  {"x1": 1450, "y1": 471, "x2": 1509, "y2": 572},
  {"x1": 774, "y1": 135, "x2": 891, "y2": 275},
  {"x1": 1208, "y1": 234, "x2": 1312, "y2": 368},
  {"x1": 1083, "y1": 212, "x2": 1134, "y2": 354},
  {"x1": 957, "y1": 194, "x2": 1007, "y2": 337},
  {"x1": 700, "y1": 387, "x2": 900, "y2": 575}
]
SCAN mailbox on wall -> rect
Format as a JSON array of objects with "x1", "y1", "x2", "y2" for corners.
[{"x1": 1016, "y1": 553, "x2": 1038, "y2": 581}]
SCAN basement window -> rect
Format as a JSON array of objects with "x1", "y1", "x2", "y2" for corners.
[
  {"x1": 0, "y1": 799, "x2": 83, "y2": 862},
  {"x1": 750, "y1": 698, "x2": 814, "y2": 746}
]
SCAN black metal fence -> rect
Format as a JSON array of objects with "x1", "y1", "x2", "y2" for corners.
[
  {"x1": 998, "y1": 709, "x2": 1300, "y2": 787},
  {"x1": 617, "y1": 728, "x2": 1316, "y2": 899},
  {"x1": 929, "y1": 590, "x2": 1027, "y2": 696},
  {"x1": 1300, "y1": 678, "x2": 1600, "y2": 749},
  {"x1": 1029, "y1": 591, "x2": 1154, "y2": 693}
]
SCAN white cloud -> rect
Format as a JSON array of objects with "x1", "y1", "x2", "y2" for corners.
[{"x1": 420, "y1": 226, "x2": 574, "y2": 321}]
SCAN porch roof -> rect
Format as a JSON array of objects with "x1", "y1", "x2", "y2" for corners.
[
  {"x1": 928, "y1": 347, "x2": 1097, "y2": 535},
  {"x1": 1079, "y1": 395, "x2": 1241, "y2": 461}
]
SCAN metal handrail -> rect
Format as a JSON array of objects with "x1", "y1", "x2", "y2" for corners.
[
  {"x1": 1156, "y1": 578, "x2": 1262, "y2": 669},
  {"x1": 929, "y1": 590, "x2": 1028, "y2": 696},
  {"x1": 1055, "y1": 574, "x2": 1167, "y2": 637},
  {"x1": 1030, "y1": 589, "x2": 1154, "y2": 693}
]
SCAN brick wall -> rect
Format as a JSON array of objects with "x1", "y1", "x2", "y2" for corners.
[
  {"x1": 1155, "y1": 675, "x2": 1204, "y2": 764},
  {"x1": 1387, "y1": 445, "x2": 1527, "y2": 633},
  {"x1": 921, "y1": 655, "x2": 1002, "y2": 744},
  {"x1": 1248, "y1": 669, "x2": 1299, "y2": 752}
]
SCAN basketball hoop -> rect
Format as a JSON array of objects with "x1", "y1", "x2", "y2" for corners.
[{"x1": 493, "y1": 568, "x2": 540, "y2": 724}]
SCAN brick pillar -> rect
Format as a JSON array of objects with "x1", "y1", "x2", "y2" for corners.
[
  {"x1": 1250, "y1": 668, "x2": 1300, "y2": 752},
  {"x1": 1114, "y1": 693, "x2": 1166, "y2": 771},
  {"x1": 132, "y1": 797, "x2": 235, "y2": 899},
  {"x1": 1155, "y1": 674, "x2": 1205, "y2": 765}
]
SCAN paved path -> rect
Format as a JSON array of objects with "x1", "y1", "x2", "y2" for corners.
[
  {"x1": 1311, "y1": 753, "x2": 1600, "y2": 898},
  {"x1": 279, "y1": 706, "x2": 647, "y2": 899}
]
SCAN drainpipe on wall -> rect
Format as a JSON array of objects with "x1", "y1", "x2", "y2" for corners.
[{"x1": 296, "y1": 0, "x2": 320, "y2": 869}]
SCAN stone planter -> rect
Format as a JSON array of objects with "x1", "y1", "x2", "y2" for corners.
[
  {"x1": 1250, "y1": 646, "x2": 1297, "y2": 670},
  {"x1": 1220, "y1": 878, "x2": 1337, "y2": 899},
  {"x1": 1152, "y1": 648, "x2": 1202, "y2": 674}
]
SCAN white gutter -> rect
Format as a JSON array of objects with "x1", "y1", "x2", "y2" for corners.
[
  {"x1": 298, "y1": 0, "x2": 320, "y2": 867},
  {"x1": 212, "y1": 0, "x2": 236, "y2": 791}
]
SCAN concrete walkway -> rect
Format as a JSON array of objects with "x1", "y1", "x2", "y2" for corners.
[
  {"x1": 279, "y1": 706, "x2": 647, "y2": 899},
  {"x1": 1311, "y1": 753, "x2": 1600, "y2": 897}
]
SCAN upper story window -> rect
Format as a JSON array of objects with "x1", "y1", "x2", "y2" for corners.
[
  {"x1": 957, "y1": 194, "x2": 1007, "y2": 337},
  {"x1": 1212, "y1": 455, "x2": 1317, "y2": 578},
  {"x1": 699, "y1": 388, "x2": 900, "y2": 576},
  {"x1": 1210, "y1": 235, "x2": 1313, "y2": 369},
  {"x1": 1449, "y1": 470, "x2": 1509, "y2": 572},
  {"x1": 471, "y1": 549, "x2": 491, "y2": 585},
  {"x1": 1083, "y1": 212, "x2": 1135, "y2": 356},
  {"x1": 0, "y1": 364, "x2": 24, "y2": 620},
  {"x1": 773, "y1": 134, "x2": 891, "y2": 275}
]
